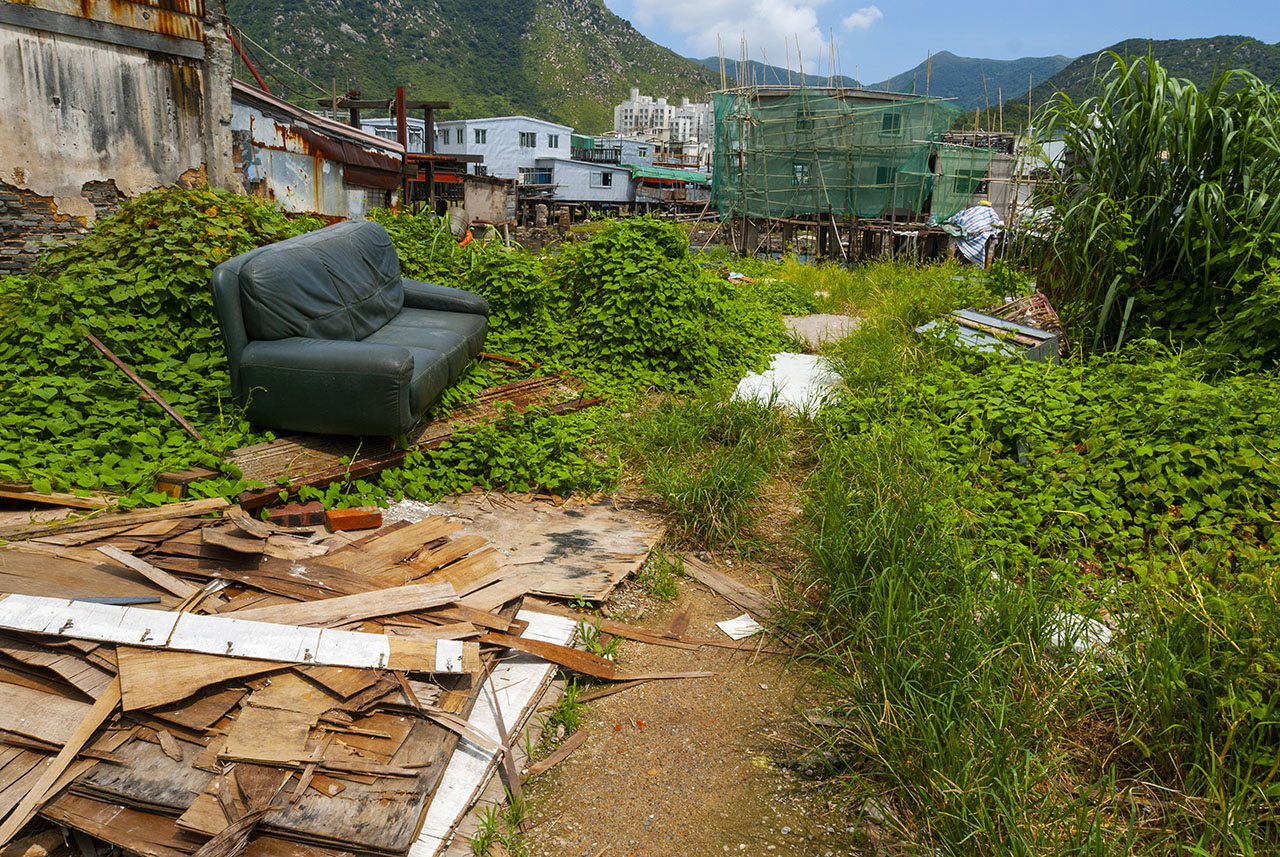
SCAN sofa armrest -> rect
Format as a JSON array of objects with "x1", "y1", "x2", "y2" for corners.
[
  {"x1": 237, "y1": 338, "x2": 417, "y2": 436},
  {"x1": 402, "y1": 278, "x2": 490, "y2": 317}
]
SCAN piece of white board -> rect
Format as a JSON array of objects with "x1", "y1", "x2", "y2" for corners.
[
  {"x1": 409, "y1": 610, "x2": 578, "y2": 857},
  {"x1": 0, "y1": 594, "x2": 407, "y2": 671}
]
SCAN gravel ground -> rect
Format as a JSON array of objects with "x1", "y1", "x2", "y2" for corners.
[{"x1": 520, "y1": 579, "x2": 862, "y2": 857}]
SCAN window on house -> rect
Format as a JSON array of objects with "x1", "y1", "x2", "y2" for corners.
[
  {"x1": 875, "y1": 165, "x2": 898, "y2": 185},
  {"x1": 792, "y1": 162, "x2": 810, "y2": 186},
  {"x1": 638, "y1": 147, "x2": 647, "y2": 157},
  {"x1": 475, "y1": 165, "x2": 488, "y2": 176},
  {"x1": 881, "y1": 112, "x2": 904, "y2": 136},
  {"x1": 952, "y1": 168, "x2": 988, "y2": 197},
  {"x1": 548, "y1": 134, "x2": 559, "y2": 148},
  {"x1": 519, "y1": 131, "x2": 537, "y2": 147},
  {"x1": 475, "y1": 129, "x2": 487, "y2": 144},
  {"x1": 590, "y1": 172, "x2": 614, "y2": 188},
  {"x1": 796, "y1": 109, "x2": 814, "y2": 132}
]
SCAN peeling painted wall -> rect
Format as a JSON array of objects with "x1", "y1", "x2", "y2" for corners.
[
  {"x1": 0, "y1": 26, "x2": 206, "y2": 217},
  {"x1": 232, "y1": 102, "x2": 353, "y2": 218},
  {"x1": 0, "y1": 0, "x2": 232, "y2": 274}
]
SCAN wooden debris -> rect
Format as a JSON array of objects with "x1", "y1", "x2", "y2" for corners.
[
  {"x1": 522, "y1": 730, "x2": 587, "y2": 780},
  {"x1": 96, "y1": 545, "x2": 202, "y2": 599},
  {"x1": 0, "y1": 498, "x2": 228, "y2": 541},
  {"x1": 681, "y1": 554, "x2": 775, "y2": 620},
  {"x1": 0, "y1": 483, "x2": 113, "y2": 511},
  {"x1": 0, "y1": 485, "x2": 686, "y2": 857},
  {"x1": 153, "y1": 468, "x2": 220, "y2": 501}
]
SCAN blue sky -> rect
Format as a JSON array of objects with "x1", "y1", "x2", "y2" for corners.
[{"x1": 602, "y1": 1, "x2": 1279, "y2": 83}]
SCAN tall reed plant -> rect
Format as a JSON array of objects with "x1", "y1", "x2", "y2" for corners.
[{"x1": 1031, "y1": 52, "x2": 1280, "y2": 361}]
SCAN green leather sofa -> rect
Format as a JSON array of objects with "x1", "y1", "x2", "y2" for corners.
[{"x1": 210, "y1": 220, "x2": 489, "y2": 436}]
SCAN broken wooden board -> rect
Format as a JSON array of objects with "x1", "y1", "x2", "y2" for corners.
[
  {"x1": 42, "y1": 793, "x2": 364, "y2": 857},
  {"x1": 226, "y1": 582, "x2": 456, "y2": 627},
  {"x1": 72, "y1": 688, "x2": 484, "y2": 853},
  {"x1": 229, "y1": 376, "x2": 598, "y2": 510},
  {"x1": 0, "y1": 498, "x2": 228, "y2": 541},
  {"x1": 0, "y1": 485, "x2": 114, "y2": 511},
  {"x1": 117, "y1": 648, "x2": 285, "y2": 711},
  {"x1": 433, "y1": 495, "x2": 665, "y2": 600},
  {"x1": 0, "y1": 550, "x2": 182, "y2": 608},
  {"x1": 681, "y1": 554, "x2": 776, "y2": 619},
  {"x1": 0, "y1": 683, "x2": 92, "y2": 745},
  {"x1": 410, "y1": 610, "x2": 578, "y2": 857},
  {"x1": 0, "y1": 595, "x2": 480, "y2": 675}
]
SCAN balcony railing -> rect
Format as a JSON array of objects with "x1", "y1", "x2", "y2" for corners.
[
  {"x1": 652, "y1": 152, "x2": 700, "y2": 168},
  {"x1": 570, "y1": 147, "x2": 622, "y2": 164}
]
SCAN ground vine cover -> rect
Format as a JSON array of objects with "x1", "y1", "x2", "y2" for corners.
[
  {"x1": 0, "y1": 189, "x2": 320, "y2": 503},
  {"x1": 0, "y1": 193, "x2": 805, "y2": 507}
]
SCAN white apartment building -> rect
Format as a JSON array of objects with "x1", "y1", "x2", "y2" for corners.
[
  {"x1": 362, "y1": 115, "x2": 573, "y2": 182},
  {"x1": 613, "y1": 89, "x2": 713, "y2": 146}
]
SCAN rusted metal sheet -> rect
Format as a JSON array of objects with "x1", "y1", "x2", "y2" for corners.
[
  {"x1": 231, "y1": 81, "x2": 405, "y2": 218},
  {"x1": 10, "y1": 0, "x2": 203, "y2": 41}
]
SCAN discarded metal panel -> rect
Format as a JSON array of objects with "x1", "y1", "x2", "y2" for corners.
[{"x1": 916, "y1": 308, "x2": 1060, "y2": 364}]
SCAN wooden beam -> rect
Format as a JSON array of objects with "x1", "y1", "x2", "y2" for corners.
[
  {"x1": 96, "y1": 545, "x2": 202, "y2": 599},
  {"x1": 0, "y1": 497, "x2": 228, "y2": 541}
]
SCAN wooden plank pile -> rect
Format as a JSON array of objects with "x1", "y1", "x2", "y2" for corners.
[{"x1": 0, "y1": 495, "x2": 708, "y2": 857}]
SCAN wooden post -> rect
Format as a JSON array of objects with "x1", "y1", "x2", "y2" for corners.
[{"x1": 395, "y1": 86, "x2": 408, "y2": 207}]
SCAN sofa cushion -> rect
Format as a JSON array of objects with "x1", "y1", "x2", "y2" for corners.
[
  {"x1": 238, "y1": 221, "x2": 405, "y2": 342},
  {"x1": 364, "y1": 308, "x2": 488, "y2": 381}
]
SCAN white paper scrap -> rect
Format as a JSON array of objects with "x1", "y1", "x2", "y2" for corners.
[{"x1": 716, "y1": 613, "x2": 765, "y2": 640}]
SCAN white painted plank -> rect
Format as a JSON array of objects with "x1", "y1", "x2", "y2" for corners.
[
  {"x1": 0, "y1": 594, "x2": 423, "y2": 672},
  {"x1": 168, "y1": 613, "x2": 322, "y2": 662},
  {"x1": 313, "y1": 626, "x2": 392, "y2": 668},
  {"x1": 410, "y1": 610, "x2": 578, "y2": 857}
]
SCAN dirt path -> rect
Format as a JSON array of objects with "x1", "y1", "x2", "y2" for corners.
[{"x1": 521, "y1": 577, "x2": 857, "y2": 857}]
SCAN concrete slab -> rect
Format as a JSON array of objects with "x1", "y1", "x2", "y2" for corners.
[{"x1": 783, "y1": 313, "x2": 860, "y2": 350}]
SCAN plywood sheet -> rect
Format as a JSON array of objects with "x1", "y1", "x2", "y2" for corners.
[{"x1": 433, "y1": 495, "x2": 664, "y2": 600}]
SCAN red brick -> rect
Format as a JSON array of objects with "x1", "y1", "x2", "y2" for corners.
[
  {"x1": 324, "y1": 506, "x2": 383, "y2": 531},
  {"x1": 267, "y1": 500, "x2": 326, "y2": 528}
]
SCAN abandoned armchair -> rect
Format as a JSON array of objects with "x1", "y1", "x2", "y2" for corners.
[{"x1": 210, "y1": 220, "x2": 489, "y2": 437}]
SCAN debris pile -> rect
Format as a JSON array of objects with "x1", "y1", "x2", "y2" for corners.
[{"x1": 0, "y1": 492, "x2": 735, "y2": 857}]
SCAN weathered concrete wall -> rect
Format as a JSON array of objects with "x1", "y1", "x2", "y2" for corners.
[
  {"x1": 463, "y1": 176, "x2": 516, "y2": 224},
  {"x1": 0, "y1": 0, "x2": 232, "y2": 274}
]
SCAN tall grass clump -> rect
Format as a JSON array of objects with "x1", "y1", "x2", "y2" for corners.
[
  {"x1": 795, "y1": 424, "x2": 1134, "y2": 853},
  {"x1": 613, "y1": 391, "x2": 794, "y2": 549},
  {"x1": 1032, "y1": 53, "x2": 1280, "y2": 363}
]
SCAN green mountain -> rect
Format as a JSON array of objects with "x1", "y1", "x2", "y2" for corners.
[
  {"x1": 865, "y1": 50, "x2": 1073, "y2": 109},
  {"x1": 691, "y1": 57, "x2": 859, "y2": 89},
  {"x1": 999, "y1": 36, "x2": 1280, "y2": 129},
  {"x1": 225, "y1": 0, "x2": 718, "y2": 133}
]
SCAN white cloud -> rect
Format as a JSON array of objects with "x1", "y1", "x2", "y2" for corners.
[
  {"x1": 629, "y1": 0, "x2": 835, "y2": 74},
  {"x1": 841, "y1": 5, "x2": 883, "y2": 31}
]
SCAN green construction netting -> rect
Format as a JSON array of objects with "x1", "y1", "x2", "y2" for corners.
[
  {"x1": 710, "y1": 88, "x2": 973, "y2": 220},
  {"x1": 932, "y1": 145, "x2": 995, "y2": 221}
]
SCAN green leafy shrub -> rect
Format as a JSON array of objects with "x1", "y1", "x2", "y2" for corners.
[
  {"x1": 547, "y1": 217, "x2": 791, "y2": 386},
  {"x1": 0, "y1": 187, "x2": 317, "y2": 499}
]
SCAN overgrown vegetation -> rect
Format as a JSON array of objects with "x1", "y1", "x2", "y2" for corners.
[
  {"x1": 1033, "y1": 52, "x2": 1280, "y2": 364},
  {"x1": 6, "y1": 53, "x2": 1278, "y2": 852},
  {"x1": 0, "y1": 189, "x2": 320, "y2": 502}
]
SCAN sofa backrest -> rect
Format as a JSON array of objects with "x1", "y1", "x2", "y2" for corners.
[{"x1": 236, "y1": 220, "x2": 405, "y2": 342}]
